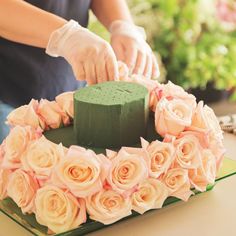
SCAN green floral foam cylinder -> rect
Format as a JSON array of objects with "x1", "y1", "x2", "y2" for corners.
[{"x1": 74, "y1": 81, "x2": 149, "y2": 148}]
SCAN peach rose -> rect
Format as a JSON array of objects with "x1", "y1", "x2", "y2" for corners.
[
  {"x1": 132, "y1": 178, "x2": 168, "y2": 214},
  {"x1": 35, "y1": 185, "x2": 86, "y2": 234},
  {"x1": 130, "y1": 74, "x2": 163, "y2": 112},
  {"x1": 163, "y1": 168, "x2": 193, "y2": 201},
  {"x1": 162, "y1": 81, "x2": 196, "y2": 108},
  {"x1": 56, "y1": 91, "x2": 74, "y2": 118},
  {"x1": 86, "y1": 188, "x2": 132, "y2": 225},
  {"x1": 190, "y1": 101, "x2": 223, "y2": 141},
  {"x1": 2, "y1": 126, "x2": 40, "y2": 169},
  {"x1": 155, "y1": 98, "x2": 193, "y2": 137},
  {"x1": 0, "y1": 168, "x2": 12, "y2": 200},
  {"x1": 0, "y1": 143, "x2": 5, "y2": 163},
  {"x1": 7, "y1": 169, "x2": 39, "y2": 213},
  {"x1": 38, "y1": 99, "x2": 69, "y2": 129},
  {"x1": 189, "y1": 149, "x2": 216, "y2": 192},
  {"x1": 174, "y1": 134, "x2": 201, "y2": 169},
  {"x1": 7, "y1": 99, "x2": 44, "y2": 130},
  {"x1": 141, "y1": 138, "x2": 174, "y2": 178},
  {"x1": 52, "y1": 146, "x2": 110, "y2": 197},
  {"x1": 130, "y1": 74, "x2": 161, "y2": 93},
  {"x1": 209, "y1": 139, "x2": 225, "y2": 172},
  {"x1": 107, "y1": 147, "x2": 148, "y2": 196},
  {"x1": 22, "y1": 136, "x2": 64, "y2": 181}
]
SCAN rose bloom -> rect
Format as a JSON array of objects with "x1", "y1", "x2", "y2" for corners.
[
  {"x1": 130, "y1": 74, "x2": 163, "y2": 112},
  {"x1": 190, "y1": 101, "x2": 223, "y2": 141},
  {"x1": 38, "y1": 99, "x2": 69, "y2": 129},
  {"x1": 189, "y1": 102, "x2": 225, "y2": 170},
  {"x1": 0, "y1": 144, "x2": 5, "y2": 167},
  {"x1": 141, "y1": 138, "x2": 174, "y2": 178},
  {"x1": 86, "y1": 188, "x2": 132, "y2": 225},
  {"x1": 155, "y1": 97, "x2": 193, "y2": 137},
  {"x1": 21, "y1": 136, "x2": 64, "y2": 181},
  {"x1": 132, "y1": 178, "x2": 168, "y2": 214},
  {"x1": 174, "y1": 134, "x2": 202, "y2": 169},
  {"x1": 189, "y1": 149, "x2": 217, "y2": 192},
  {"x1": 209, "y1": 138, "x2": 225, "y2": 172},
  {"x1": 35, "y1": 185, "x2": 86, "y2": 234},
  {"x1": 161, "y1": 81, "x2": 196, "y2": 108},
  {"x1": 7, "y1": 169, "x2": 39, "y2": 214},
  {"x1": 163, "y1": 168, "x2": 193, "y2": 201},
  {"x1": 52, "y1": 146, "x2": 110, "y2": 198},
  {"x1": 56, "y1": 91, "x2": 74, "y2": 118},
  {"x1": 216, "y1": 0, "x2": 236, "y2": 30},
  {"x1": 7, "y1": 99, "x2": 44, "y2": 130},
  {"x1": 107, "y1": 147, "x2": 148, "y2": 196},
  {"x1": 2, "y1": 126, "x2": 40, "y2": 169},
  {"x1": 0, "y1": 168, "x2": 12, "y2": 200}
]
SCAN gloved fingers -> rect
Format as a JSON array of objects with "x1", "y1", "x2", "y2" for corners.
[
  {"x1": 143, "y1": 53, "x2": 152, "y2": 79},
  {"x1": 124, "y1": 46, "x2": 138, "y2": 73},
  {"x1": 74, "y1": 62, "x2": 86, "y2": 81},
  {"x1": 151, "y1": 53, "x2": 160, "y2": 78},
  {"x1": 84, "y1": 62, "x2": 96, "y2": 85},
  {"x1": 105, "y1": 53, "x2": 119, "y2": 81},
  {"x1": 111, "y1": 41, "x2": 125, "y2": 62},
  {"x1": 133, "y1": 50, "x2": 146, "y2": 75},
  {"x1": 95, "y1": 61, "x2": 107, "y2": 83}
]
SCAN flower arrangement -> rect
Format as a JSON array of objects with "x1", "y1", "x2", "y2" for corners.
[{"x1": 0, "y1": 63, "x2": 225, "y2": 234}]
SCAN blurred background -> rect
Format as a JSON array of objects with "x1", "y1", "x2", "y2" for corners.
[{"x1": 89, "y1": 0, "x2": 236, "y2": 114}]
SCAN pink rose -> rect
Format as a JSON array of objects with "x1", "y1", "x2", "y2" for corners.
[
  {"x1": 162, "y1": 81, "x2": 196, "y2": 108},
  {"x1": 56, "y1": 91, "x2": 74, "y2": 118},
  {"x1": 132, "y1": 178, "x2": 168, "y2": 214},
  {"x1": 107, "y1": 147, "x2": 149, "y2": 196},
  {"x1": 189, "y1": 149, "x2": 216, "y2": 192},
  {"x1": 2, "y1": 126, "x2": 40, "y2": 169},
  {"x1": 38, "y1": 99, "x2": 69, "y2": 129},
  {"x1": 216, "y1": 0, "x2": 236, "y2": 30},
  {"x1": 7, "y1": 99, "x2": 44, "y2": 130},
  {"x1": 174, "y1": 134, "x2": 202, "y2": 169},
  {"x1": 0, "y1": 168, "x2": 12, "y2": 200},
  {"x1": 52, "y1": 146, "x2": 110, "y2": 197},
  {"x1": 22, "y1": 136, "x2": 64, "y2": 181},
  {"x1": 7, "y1": 169, "x2": 39, "y2": 214},
  {"x1": 86, "y1": 188, "x2": 132, "y2": 225},
  {"x1": 141, "y1": 138, "x2": 174, "y2": 178},
  {"x1": 190, "y1": 101, "x2": 223, "y2": 141},
  {"x1": 155, "y1": 98, "x2": 193, "y2": 137},
  {"x1": 35, "y1": 185, "x2": 86, "y2": 234},
  {"x1": 163, "y1": 168, "x2": 193, "y2": 201}
]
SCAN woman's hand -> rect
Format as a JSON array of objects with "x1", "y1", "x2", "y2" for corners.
[
  {"x1": 110, "y1": 20, "x2": 160, "y2": 79},
  {"x1": 46, "y1": 20, "x2": 118, "y2": 85}
]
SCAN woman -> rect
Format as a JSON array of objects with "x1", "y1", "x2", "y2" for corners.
[{"x1": 0, "y1": 0, "x2": 159, "y2": 142}]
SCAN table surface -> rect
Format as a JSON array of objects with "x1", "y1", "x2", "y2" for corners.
[{"x1": 0, "y1": 133, "x2": 236, "y2": 236}]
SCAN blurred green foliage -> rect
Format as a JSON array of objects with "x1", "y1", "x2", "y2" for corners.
[{"x1": 89, "y1": 0, "x2": 236, "y2": 93}]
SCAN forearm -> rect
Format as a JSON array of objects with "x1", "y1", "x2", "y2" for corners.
[
  {"x1": 91, "y1": 0, "x2": 133, "y2": 30},
  {"x1": 0, "y1": 0, "x2": 67, "y2": 48}
]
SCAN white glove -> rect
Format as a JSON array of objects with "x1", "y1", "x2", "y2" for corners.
[
  {"x1": 46, "y1": 20, "x2": 118, "y2": 85},
  {"x1": 110, "y1": 20, "x2": 160, "y2": 79}
]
